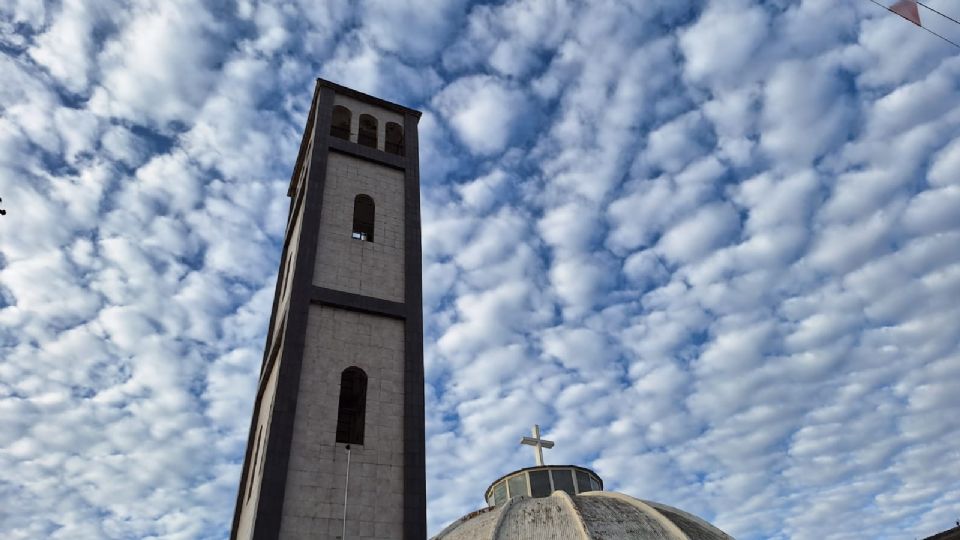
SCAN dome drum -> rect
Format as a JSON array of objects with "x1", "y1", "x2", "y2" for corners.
[
  {"x1": 484, "y1": 465, "x2": 603, "y2": 507},
  {"x1": 433, "y1": 425, "x2": 734, "y2": 539}
]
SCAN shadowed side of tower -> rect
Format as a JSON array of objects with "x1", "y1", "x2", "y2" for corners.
[{"x1": 230, "y1": 79, "x2": 425, "y2": 540}]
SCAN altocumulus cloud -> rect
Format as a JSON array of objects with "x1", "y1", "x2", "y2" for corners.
[{"x1": 1, "y1": 1, "x2": 960, "y2": 539}]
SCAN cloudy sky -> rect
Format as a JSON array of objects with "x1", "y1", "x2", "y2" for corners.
[{"x1": 2, "y1": 0, "x2": 960, "y2": 538}]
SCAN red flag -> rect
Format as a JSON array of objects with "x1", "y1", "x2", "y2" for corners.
[{"x1": 890, "y1": 0, "x2": 922, "y2": 26}]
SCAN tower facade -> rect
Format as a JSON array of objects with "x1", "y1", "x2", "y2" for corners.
[{"x1": 231, "y1": 79, "x2": 425, "y2": 540}]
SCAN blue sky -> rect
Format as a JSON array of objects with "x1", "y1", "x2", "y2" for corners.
[{"x1": 2, "y1": 0, "x2": 960, "y2": 538}]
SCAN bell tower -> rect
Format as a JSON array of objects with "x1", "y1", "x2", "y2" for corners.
[{"x1": 231, "y1": 79, "x2": 425, "y2": 540}]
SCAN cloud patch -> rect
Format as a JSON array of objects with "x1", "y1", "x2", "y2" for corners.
[{"x1": 433, "y1": 75, "x2": 532, "y2": 156}]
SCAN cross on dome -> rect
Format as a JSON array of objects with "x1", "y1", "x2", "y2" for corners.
[{"x1": 520, "y1": 424, "x2": 555, "y2": 466}]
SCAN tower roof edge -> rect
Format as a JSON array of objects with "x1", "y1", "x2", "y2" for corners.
[{"x1": 316, "y1": 77, "x2": 423, "y2": 118}]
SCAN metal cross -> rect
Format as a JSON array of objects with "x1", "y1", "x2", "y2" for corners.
[{"x1": 520, "y1": 424, "x2": 554, "y2": 466}]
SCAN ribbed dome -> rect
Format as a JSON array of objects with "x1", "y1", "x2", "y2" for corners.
[{"x1": 432, "y1": 491, "x2": 734, "y2": 540}]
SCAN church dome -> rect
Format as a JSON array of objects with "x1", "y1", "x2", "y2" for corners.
[
  {"x1": 432, "y1": 489, "x2": 734, "y2": 540},
  {"x1": 434, "y1": 426, "x2": 735, "y2": 539}
]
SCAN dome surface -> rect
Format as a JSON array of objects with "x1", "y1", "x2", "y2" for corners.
[{"x1": 432, "y1": 490, "x2": 734, "y2": 540}]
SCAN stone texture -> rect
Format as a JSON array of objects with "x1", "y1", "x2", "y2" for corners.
[
  {"x1": 278, "y1": 305, "x2": 405, "y2": 540},
  {"x1": 577, "y1": 496, "x2": 676, "y2": 539},
  {"x1": 498, "y1": 496, "x2": 583, "y2": 540},
  {"x1": 313, "y1": 151, "x2": 405, "y2": 303},
  {"x1": 432, "y1": 508, "x2": 500, "y2": 540}
]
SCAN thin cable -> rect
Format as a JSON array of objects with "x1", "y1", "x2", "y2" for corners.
[
  {"x1": 917, "y1": 1, "x2": 960, "y2": 27},
  {"x1": 865, "y1": 0, "x2": 960, "y2": 48},
  {"x1": 342, "y1": 445, "x2": 351, "y2": 540}
]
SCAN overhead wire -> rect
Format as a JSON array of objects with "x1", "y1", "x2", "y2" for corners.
[
  {"x1": 864, "y1": 0, "x2": 960, "y2": 49},
  {"x1": 916, "y1": 1, "x2": 960, "y2": 27}
]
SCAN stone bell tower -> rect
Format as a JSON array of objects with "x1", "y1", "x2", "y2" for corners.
[{"x1": 231, "y1": 79, "x2": 425, "y2": 540}]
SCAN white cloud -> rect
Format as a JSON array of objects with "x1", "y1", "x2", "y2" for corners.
[
  {"x1": 454, "y1": 208, "x2": 528, "y2": 271},
  {"x1": 735, "y1": 171, "x2": 819, "y2": 231},
  {"x1": 760, "y1": 59, "x2": 855, "y2": 168},
  {"x1": 536, "y1": 35, "x2": 679, "y2": 202},
  {"x1": 865, "y1": 61, "x2": 960, "y2": 139},
  {"x1": 679, "y1": 0, "x2": 769, "y2": 85},
  {"x1": 322, "y1": 34, "x2": 445, "y2": 103},
  {"x1": 0, "y1": 250, "x2": 101, "y2": 326},
  {"x1": 807, "y1": 211, "x2": 893, "y2": 275},
  {"x1": 437, "y1": 279, "x2": 538, "y2": 360},
  {"x1": 432, "y1": 75, "x2": 531, "y2": 156},
  {"x1": 28, "y1": 0, "x2": 117, "y2": 94},
  {"x1": 538, "y1": 202, "x2": 598, "y2": 254},
  {"x1": 929, "y1": 137, "x2": 960, "y2": 187},
  {"x1": 0, "y1": 0, "x2": 47, "y2": 33},
  {"x1": 856, "y1": 8, "x2": 952, "y2": 88},
  {"x1": 361, "y1": 0, "x2": 467, "y2": 60},
  {"x1": 100, "y1": 125, "x2": 150, "y2": 167},
  {"x1": 135, "y1": 152, "x2": 203, "y2": 214},
  {"x1": 89, "y1": 0, "x2": 227, "y2": 127},
  {"x1": 702, "y1": 87, "x2": 759, "y2": 166},
  {"x1": 657, "y1": 203, "x2": 741, "y2": 264},
  {"x1": 606, "y1": 175, "x2": 711, "y2": 254},
  {"x1": 623, "y1": 249, "x2": 669, "y2": 288},
  {"x1": 443, "y1": 0, "x2": 574, "y2": 78},
  {"x1": 541, "y1": 326, "x2": 615, "y2": 374},
  {"x1": 457, "y1": 169, "x2": 507, "y2": 213},
  {"x1": 644, "y1": 111, "x2": 712, "y2": 173},
  {"x1": 49, "y1": 162, "x2": 110, "y2": 226},
  {"x1": 902, "y1": 185, "x2": 960, "y2": 235}
]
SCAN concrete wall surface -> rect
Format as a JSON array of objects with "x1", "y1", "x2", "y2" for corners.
[
  {"x1": 278, "y1": 305, "x2": 406, "y2": 540},
  {"x1": 313, "y1": 152, "x2": 405, "y2": 303}
]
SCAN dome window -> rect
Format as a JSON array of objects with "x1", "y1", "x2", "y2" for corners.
[
  {"x1": 550, "y1": 469, "x2": 575, "y2": 496},
  {"x1": 590, "y1": 476, "x2": 601, "y2": 492},
  {"x1": 507, "y1": 474, "x2": 528, "y2": 499},
  {"x1": 576, "y1": 470, "x2": 592, "y2": 493},
  {"x1": 529, "y1": 470, "x2": 551, "y2": 497},
  {"x1": 493, "y1": 482, "x2": 507, "y2": 506}
]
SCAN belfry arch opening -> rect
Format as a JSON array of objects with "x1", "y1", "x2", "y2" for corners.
[
  {"x1": 335, "y1": 367, "x2": 368, "y2": 445},
  {"x1": 358, "y1": 113, "x2": 378, "y2": 148},
  {"x1": 331, "y1": 105, "x2": 351, "y2": 140},
  {"x1": 385, "y1": 122, "x2": 404, "y2": 156},
  {"x1": 352, "y1": 194, "x2": 375, "y2": 242}
]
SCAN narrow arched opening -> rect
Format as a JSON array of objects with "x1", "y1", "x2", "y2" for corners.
[
  {"x1": 331, "y1": 105, "x2": 351, "y2": 141},
  {"x1": 335, "y1": 367, "x2": 367, "y2": 445},
  {"x1": 385, "y1": 122, "x2": 404, "y2": 156},
  {"x1": 358, "y1": 113, "x2": 378, "y2": 149},
  {"x1": 352, "y1": 194, "x2": 375, "y2": 242}
]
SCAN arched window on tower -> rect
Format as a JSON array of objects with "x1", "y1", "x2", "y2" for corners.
[
  {"x1": 352, "y1": 194, "x2": 375, "y2": 242},
  {"x1": 331, "y1": 105, "x2": 351, "y2": 141},
  {"x1": 335, "y1": 367, "x2": 367, "y2": 445},
  {"x1": 385, "y1": 122, "x2": 404, "y2": 156},
  {"x1": 358, "y1": 114, "x2": 378, "y2": 148}
]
